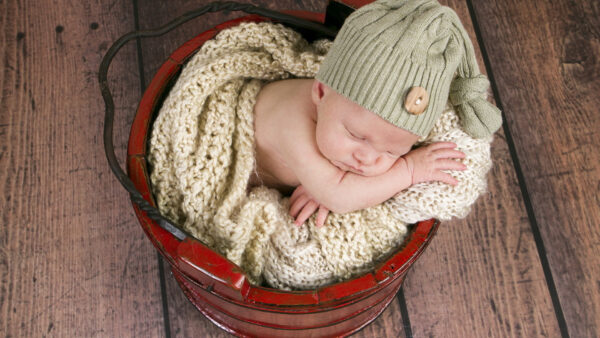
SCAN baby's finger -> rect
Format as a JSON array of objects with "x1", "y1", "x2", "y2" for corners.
[
  {"x1": 315, "y1": 206, "x2": 330, "y2": 228},
  {"x1": 289, "y1": 194, "x2": 310, "y2": 218},
  {"x1": 289, "y1": 185, "x2": 305, "y2": 206},
  {"x1": 436, "y1": 159, "x2": 467, "y2": 171},
  {"x1": 294, "y1": 200, "x2": 319, "y2": 226},
  {"x1": 428, "y1": 142, "x2": 458, "y2": 150},
  {"x1": 434, "y1": 171, "x2": 459, "y2": 186},
  {"x1": 433, "y1": 148, "x2": 465, "y2": 159}
]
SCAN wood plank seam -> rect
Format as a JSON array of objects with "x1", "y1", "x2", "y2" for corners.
[
  {"x1": 465, "y1": 1, "x2": 570, "y2": 337},
  {"x1": 131, "y1": 0, "x2": 173, "y2": 337},
  {"x1": 397, "y1": 287, "x2": 413, "y2": 338},
  {"x1": 157, "y1": 256, "x2": 173, "y2": 338}
]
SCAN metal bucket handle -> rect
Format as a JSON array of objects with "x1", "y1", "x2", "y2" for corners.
[{"x1": 99, "y1": 1, "x2": 337, "y2": 240}]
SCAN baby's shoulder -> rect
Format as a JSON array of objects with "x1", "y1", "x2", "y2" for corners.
[
  {"x1": 254, "y1": 79, "x2": 319, "y2": 161},
  {"x1": 257, "y1": 79, "x2": 314, "y2": 114},
  {"x1": 252, "y1": 79, "x2": 319, "y2": 189},
  {"x1": 255, "y1": 79, "x2": 315, "y2": 133}
]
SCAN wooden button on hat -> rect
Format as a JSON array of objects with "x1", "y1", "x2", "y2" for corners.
[{"x1": 405, "y1": 86, "x2": 429, "y2": 115}]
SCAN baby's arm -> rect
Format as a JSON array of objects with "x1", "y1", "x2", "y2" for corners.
[{"x1": 290, "y1": 142, "x2": 466, "y2": 226}]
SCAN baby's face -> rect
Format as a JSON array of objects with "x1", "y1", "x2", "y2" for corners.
[{"x1": 312, "y1": 81, "x2": 419, "y2": 177}]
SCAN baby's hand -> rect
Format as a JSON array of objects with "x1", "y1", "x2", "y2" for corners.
[
  {"x1": 403, "y1": 142, "x2": 467, "y2": 186},
  {"x1": 289, "y1": 185, "x2": 330, "y2": 227}
]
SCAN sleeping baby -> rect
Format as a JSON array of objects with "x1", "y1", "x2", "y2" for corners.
[
  {"x1": 148, "y1": 0, "x2": 503, "y2": 288},
  {"x1": 250, "y1": 0, "x2": 502, "y2": 227}
]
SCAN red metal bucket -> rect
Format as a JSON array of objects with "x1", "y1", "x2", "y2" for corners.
[{"x1": 120, "y1": 5, "x2": 440, "y2": 338}]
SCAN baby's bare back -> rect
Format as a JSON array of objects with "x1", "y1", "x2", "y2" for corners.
[{"x1": 251, "y1": 79, "x2": 318, "y2": 194}]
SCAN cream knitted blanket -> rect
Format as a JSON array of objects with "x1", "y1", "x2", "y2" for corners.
[{"x1": 148, "y1": 22, "x2": 492, "y2": 290}]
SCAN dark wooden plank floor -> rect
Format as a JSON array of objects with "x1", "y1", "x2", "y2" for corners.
[
  {"x1": 1, "y1": 0, "x2": 598, "y2": 337},
  {"x1": 0, "y1": 1, "x2": 166, "y2": 336}
]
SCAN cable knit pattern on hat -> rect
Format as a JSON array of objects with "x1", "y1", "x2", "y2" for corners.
[
  {"x1": 316, "y1": 0, "x2": 503, "y2": 138},
  {"x1": 148, "y1": 22, "x2": 493, "y2": 290}
]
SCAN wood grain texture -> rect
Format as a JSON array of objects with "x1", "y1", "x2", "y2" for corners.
[
  {"x1": 471, "y1": 1, "x2": 600, "y2": 336},
  {"x1": 399, "y1": 0, "x2": 562, "y2": 337},
  {"x1": 0, "y1": 1, "x2": 165, "y2": 336},
  {"x1": 3, "y1": 0, "x2": 595, "y2": 336},
  {"x1": 133, "y1": 1, "x2": 406, "y2": 336}
]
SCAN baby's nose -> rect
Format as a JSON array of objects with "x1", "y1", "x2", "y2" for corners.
[{"x1": 354, "y1": 151, "x2": 378, "y2": 166}]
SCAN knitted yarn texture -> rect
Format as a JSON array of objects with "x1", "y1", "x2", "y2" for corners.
[{"x1": 148, "y1": 22, "x2": 493, "y2": 290}]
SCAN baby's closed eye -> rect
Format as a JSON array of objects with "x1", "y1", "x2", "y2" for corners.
[{"x1": 347, "y1": 129, "x2": 366, "y2": 141}]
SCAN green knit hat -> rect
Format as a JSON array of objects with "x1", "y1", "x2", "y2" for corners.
[{"x1": 316, "y1": 0, "x2": 502, "y2": 138}]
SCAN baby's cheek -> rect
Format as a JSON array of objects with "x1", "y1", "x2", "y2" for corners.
[
  {"x1": 379, "y1": 157, "x2": 397, "y2": 173},
  {"x1": 321, "y1": 131, "x2": 338, "y2": 149},
  {"x1": 316, "y1": 133, "x2": 336, "y2": 159}
]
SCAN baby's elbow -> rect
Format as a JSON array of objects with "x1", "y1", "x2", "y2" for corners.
[
  {"x1": 320, "y1": 196, "x2": 356, "y2": 215},
  {"x1": 313, "y1": 174, "x2": 346, "y2": 214},
  {"x1": 320, "y1": 178, "x2": 364, "y2": 214},
  {"x1": 327, "y1": 204, "x2": 350, "y2": 215}
]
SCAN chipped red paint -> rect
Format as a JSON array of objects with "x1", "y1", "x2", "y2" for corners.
[{"x1": 126, "y1": 7, "x2": 440, "y2": 337}]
